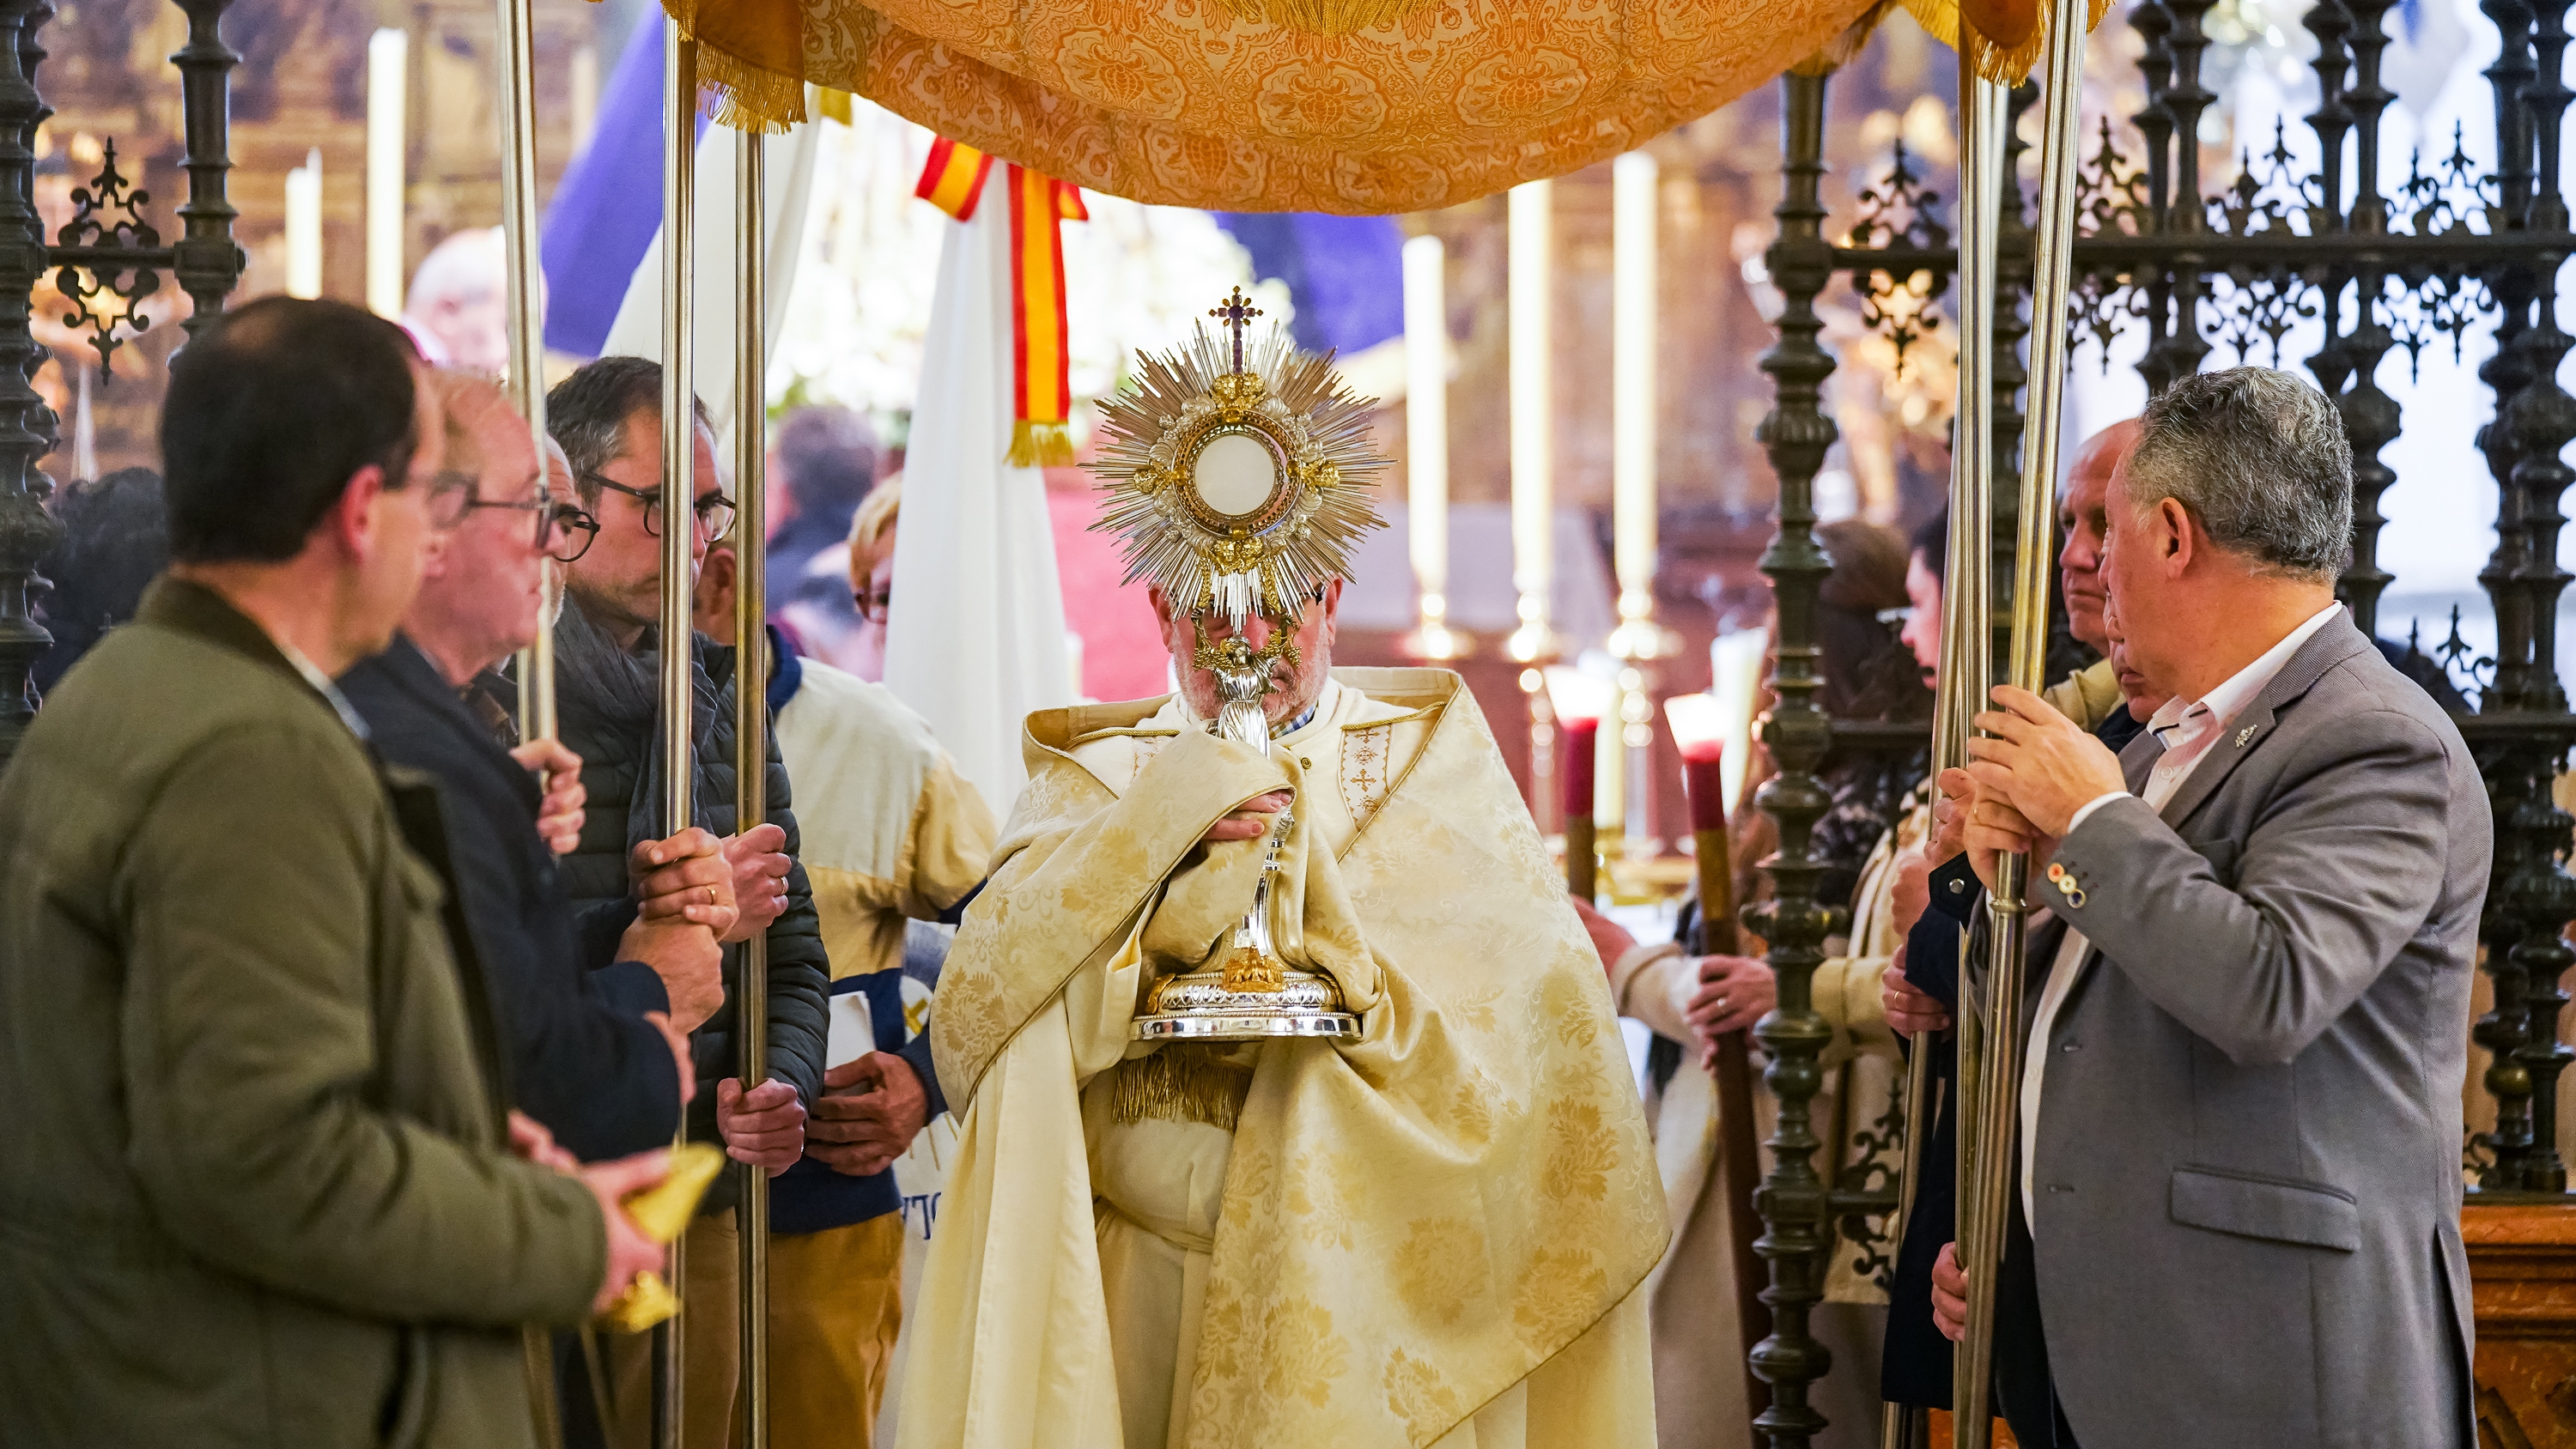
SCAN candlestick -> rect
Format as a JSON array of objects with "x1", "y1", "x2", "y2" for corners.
[
  {"x1": 1506, "y1": 179, "x2": 1553, "y2": 666},
  {"x1": 1665, "y1": 693, "x2": 1728, "y2": 836},
  {"x1": 1607, "y1": 150, "x2": 1661, "y2": 661},
  {"x1": 285, "y1": 149, "x2": 323, "y2": 300},
  {"x1": 1401, "y1": 233, "x2": 1464, "y2": 660},
  {"x1": 1545, "y1": 665, "x2": 1612, "y2": 900},
  {"x1": 365, "y1": 30, "x2": 405, "y2": 318}
]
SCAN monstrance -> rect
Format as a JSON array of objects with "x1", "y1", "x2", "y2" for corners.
[{"x1": 1091, "y1": 288, "x2": 1388, "y2": 1041}]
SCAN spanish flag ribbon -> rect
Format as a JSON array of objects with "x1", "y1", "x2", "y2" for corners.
[{"x1": 916, "y1": 138, "x2": 1087, "y2": 467}]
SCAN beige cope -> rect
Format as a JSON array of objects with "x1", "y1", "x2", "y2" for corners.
[{"x1": 906, "y1": 670, "x2": 1665, "y2": 1449}]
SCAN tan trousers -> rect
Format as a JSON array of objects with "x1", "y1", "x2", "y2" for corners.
[
  {"x1": 757, "y1": 1214, "x2": 905, "y2": 1449},
  {"x1": 605, "y1": 1211, "x2": 905, "y2": 1449}
]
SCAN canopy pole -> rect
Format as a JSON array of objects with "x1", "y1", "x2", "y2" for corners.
[
  {"x1": 1953, "y1": 4, "x2": 2087, "y2": 1444},
  {"x1": 731, "y1": 124, "x2": 772, "y2": 1449},
  {"x1": 493, "y1": 0, "x2": 554, "y2": 742},
  {"x1": 652, "y1": 31, "x2": 699, "y2": 1449}
]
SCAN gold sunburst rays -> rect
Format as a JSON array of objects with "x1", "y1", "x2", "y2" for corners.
[{"x1": 1091, "y1": 308, "x2": 1388, "y2": 624}]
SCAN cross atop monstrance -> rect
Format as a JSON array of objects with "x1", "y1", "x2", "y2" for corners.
[{"x1": 1212, "y1": 285, "x2": 1261, "y2": 374}]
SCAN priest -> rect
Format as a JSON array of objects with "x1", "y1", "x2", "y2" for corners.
[{"x1": 898, "y1": 312, "x2": 1664, "y2": 1449}]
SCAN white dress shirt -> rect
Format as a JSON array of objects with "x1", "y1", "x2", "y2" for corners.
[{"x1": 2018, "y1": 601, "x2": 2344, "y2": 1222}]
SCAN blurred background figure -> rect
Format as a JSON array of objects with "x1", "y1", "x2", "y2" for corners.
[
  {"x1": 402, "y1": 227, "x2": 510, "y2": 373},
  {"x1": 32, "y1": 466, "x2": 167, "y2": 695},
  {"x1": 768, "y1": 403, "x2": 880, "y2": 664},
  {"x1": 843, "y1": 477, "x2": 899, "y2": 684}
]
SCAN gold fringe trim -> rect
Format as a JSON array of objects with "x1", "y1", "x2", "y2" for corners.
[
  {"x1": 660, "y1": 0, "x2": 808, "y2": 134},
  {"x1": 1898, "y1": 0, "x2": 2111, "y2": 86},
  {"x1": 1793, "y1": 0, "x2": 1899, "y2": 76},
  {"x1": 1109, "y1": 1046, "x2": 1254, "y2": 1132},
  {"x1": 1008, "y1": 419, "x2": 1077, "y2": 469},
  {"x1": 696, "y1": 45, "x2": 806, "y2": 134},
  {"x1": 1212, "y1": 0, "x2": 1445, "y2": 36}
]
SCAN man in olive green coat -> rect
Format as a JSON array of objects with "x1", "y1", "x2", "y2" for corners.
[{"x1": 0, "y1": 297, "x2": 665, "y2": 1448}]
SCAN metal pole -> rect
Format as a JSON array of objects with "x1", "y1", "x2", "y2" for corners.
[
  {"x1": 1953, "y1": 3, "x2": 2085, "y2": 1444},
  {"x1": 731, "y1": 125, "x2": 770, "y2": 1449},
  {"x1": 652, "y1": 33, "x2": 697, "y2": 1449},
  {"x1": 1886, "y1": 54, "x2": 2004, "y2": 1449},
  {"x1": 493, "y1": 0, "x2": 554, "y2": 743}
]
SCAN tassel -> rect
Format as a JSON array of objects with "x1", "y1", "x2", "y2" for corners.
[
  {"x1": 695, "y1": 45, "x2": 807, "y2": 134},
  {"x1": 1008, "y1": 419, "x2": 1077, "y2": 469},
  {"x1": 1109, "y1": 1046, "x2": 1254, "y2": 1132}
]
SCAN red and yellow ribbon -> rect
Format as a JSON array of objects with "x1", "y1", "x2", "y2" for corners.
[{"x1": 917, "y1": 137, "x2": 1087, "y2": 468}]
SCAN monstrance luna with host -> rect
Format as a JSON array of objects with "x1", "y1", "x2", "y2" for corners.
[{"x1": 1090, "y1": 288, "x2": 1388, "y2": 1041}]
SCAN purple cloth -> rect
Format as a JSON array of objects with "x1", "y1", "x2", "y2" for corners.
[
  {"x1": 541, "y1": 9, "x2": 710, "y2": 357},
  {"x1": 1212, "y1": 213, "x2": 1403, "y2": 357}
]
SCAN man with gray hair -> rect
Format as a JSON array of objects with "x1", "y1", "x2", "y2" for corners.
[{"x1": 1924, "y1": 366, "x2": 2487, "y2": 1446}]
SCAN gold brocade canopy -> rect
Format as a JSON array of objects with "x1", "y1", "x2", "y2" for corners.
[{"x1": 665, "y1": 0, "x2": 1889, "y2": 213}]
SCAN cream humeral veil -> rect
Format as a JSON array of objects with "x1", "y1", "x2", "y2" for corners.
[{"x1": 904, "y1": 667, "x2": 1666, "y2": 1449}]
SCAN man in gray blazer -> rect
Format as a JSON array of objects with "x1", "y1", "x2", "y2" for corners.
[{"x1": 1929, "y1": 367, "x2": 2488, "y2": 1447}]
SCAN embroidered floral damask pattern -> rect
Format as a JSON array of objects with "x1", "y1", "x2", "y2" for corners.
[{"x1": 750, "y1": 0, "x2": 1877, "y2": 209}]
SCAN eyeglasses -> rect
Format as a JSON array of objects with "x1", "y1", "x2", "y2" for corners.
[
  {"x1": 580, "y1": 470, "x2": 738, "y2": 542},
  {"x1": 854, "y1": 584, "x2": 891, "y2": 624},
  {"x1": 423, "y1": 470, "x2": 477, "y2": 530},
  {"x1": 434, "y1": 472, "x2": 602, "y2": 561}
]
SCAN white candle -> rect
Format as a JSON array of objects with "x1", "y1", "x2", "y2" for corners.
[
  {"x1": 1402, "y1": 233, "x2": 1451, "y2": 649},
  {"x1": 1611, "y1": 150, "x2": 1657, "y2": 618},
  {"x1": 285, "y1": 149, "x2": 323, "y2": 300},
  {"x1": 1506, "y1": 179, "x2": 1552, "y2": 659},
  {"x1": 365, "y1": 30, "x2": 405, "y2": 318}
]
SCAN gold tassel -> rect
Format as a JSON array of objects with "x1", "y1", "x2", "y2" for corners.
[
  {"x1": 1109, "y1": 1047, "x2": 1254, "y2": 1132},
  {"x1": 817, "y1": 88, "x2": 856, "y2": 126},
  {"x1": 696, "y1": 45, "x2": 807, "y2": 135},
  {"x1": 1211, "y1": 0, "x2": 1443, "y2": 35},
  {"x1": 1899, "y1": 0, "x2": 2111, "y2": 86},
  {"x1": 1008, "y1": 419, "x2": 1077, "y2": 469}
]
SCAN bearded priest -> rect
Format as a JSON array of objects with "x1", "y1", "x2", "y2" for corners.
[{"x1": 896, "y1": 305, "x2": 1664, "y2": 1449}]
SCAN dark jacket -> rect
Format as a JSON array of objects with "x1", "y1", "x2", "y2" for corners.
[
  {"x1": 0, "y1": 579, "x2": 602, "y2": 1449},
  {"x1": 342, "y1": 633, "x2": 683, "y2": 1161},
  {"x1": 552, "y1": 595, "x2": 829, "y2": 1212}
]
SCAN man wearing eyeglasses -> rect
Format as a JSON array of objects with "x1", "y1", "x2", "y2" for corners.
[
  {"x1": 545, "y1": 355, "x2": 833, "y2": 1449},
  {"x1": 339, "y1": 371, "x2": 732, "y2": 1179}
]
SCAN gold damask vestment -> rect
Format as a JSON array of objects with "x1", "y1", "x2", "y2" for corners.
[{"x1": 903, "y1": 669, "x2": 1665, "y2": 1449}]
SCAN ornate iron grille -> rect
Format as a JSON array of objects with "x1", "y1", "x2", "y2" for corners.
[
  {"x1": 1750, "y1": 0, "x2": 2576, "y2": 1439},
  {"x1": 0, "y1": 0, "x2": 243, "y2": 764}
]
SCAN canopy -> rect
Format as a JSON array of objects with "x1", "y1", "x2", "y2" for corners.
[{"x1": 667, "y1": 0, "x2": 1883, "y2": 213}]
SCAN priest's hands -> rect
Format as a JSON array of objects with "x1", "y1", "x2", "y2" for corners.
[
  {"x1": 1931, "y1": 1241, "x2": 1969, "y2": 1342},
  {"x1": 1203, "y1": 790, "x2": 1291, "y2": 845},
  {"x1": 808, "y1": 1052, "x2": 929, "y2": 1176},
  {"x1": 1965, "y1": 686, "x2": 2126, "y2": 838},
  {"x1": 716, "y1": 1076, "x2": 806, "y2": 1176},
  {"x1": 720, "y1": 825, "x2": 793, "y2": 944}
]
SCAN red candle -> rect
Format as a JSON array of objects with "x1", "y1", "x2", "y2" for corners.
[
  {"x1": 1679, "y1": 743, "x2": 1726, "y2": 835},
  {"x1": 1559, "y1": 717, "x2": 1598, "y2": 821}
]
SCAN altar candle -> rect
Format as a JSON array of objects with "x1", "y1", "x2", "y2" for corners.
[
  {"x1": 365, "y1": 29, "x2": 405, "y2": 318},
  {"x1": 285, "y1": 149, "x2": 323, "y2": 300},
  {"x1": 1545, "y1": 665, "x2": 1613, "y2": 819},
  {"x1": 1665, "y1": 692, "x2": 1728, "y2": 834},
  {"x1": 1507, "y1": 179, "x2": 1552, "y2": 652},
  {"x1": 1403, "y1": 233, "x2": 1449, "y2": 642}
]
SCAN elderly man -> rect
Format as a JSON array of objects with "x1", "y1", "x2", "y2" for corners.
[
  {"x1": 0, "y1": 297, "x2": 665, "y2": 1447},
  {"x1": 1929, "y1": 367, "x2": 2488, "y2": 1446},
  {"x1": 547, "y1": 355, "x2": 832, "y2": 1448},
  {"x1": 905, "y1": 319, "x2": 1660, "y2": 1449},
  {"x1": 338, "y1": 370, "x2": 736, "y2": 1168}
]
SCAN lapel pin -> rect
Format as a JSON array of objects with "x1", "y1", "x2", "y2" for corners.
[{"x1": 2235, "y1": 724, "x2": 2257, "y2": 748}]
